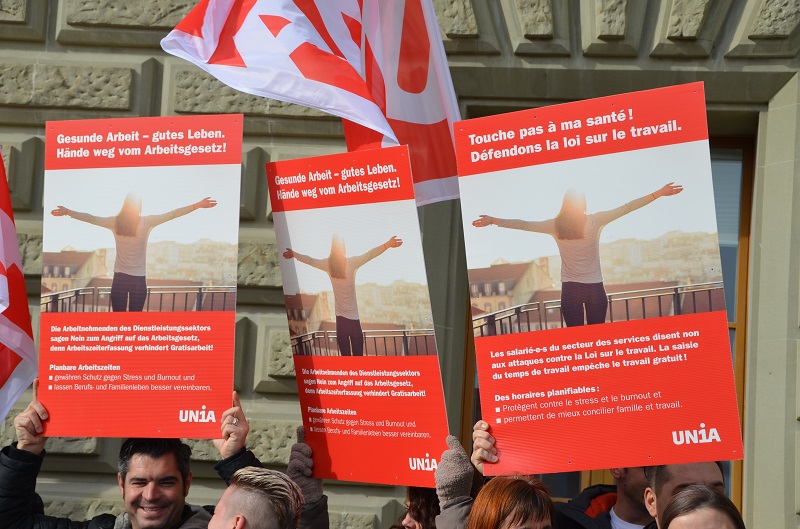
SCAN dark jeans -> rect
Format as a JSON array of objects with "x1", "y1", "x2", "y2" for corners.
[
  {"x1": 111, "y1": 272, "x2": 147, "y2": 312},
  {"x1": 561, "y1": 281, "x2": 608, "y2": 327},
  {"x1": 336, "y1": 315, "x2": 364, "y2": 356}
]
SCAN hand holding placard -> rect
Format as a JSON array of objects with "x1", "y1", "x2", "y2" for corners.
[
  {"x1": 287, "y1": 426, "x2": 323, "y2": 505},
  {"x1": 434, "y1": 435, "x2": 474, "y2": 509},
  {"x1": 214, "y1": 391, "x2": 249, "y2": 459},
  {"x1": 13, "y1": 379, "x2": 48, "y2": 455},
  {"x1": 470, "y1": 420, "x2": 497, "y2": 475}
]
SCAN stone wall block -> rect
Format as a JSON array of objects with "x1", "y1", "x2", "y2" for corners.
[
  {"x1": 238, "y1": 241, "x2": 281, "y2": 288},
  {"x1": 244, "y1": 419, "x2": 298, "y2": 465},
  {"x1": 0, "y1": 0, "x2": 26, "y2": 22},
  {"x1": 34, "y1": 65, "x2": 132, "y2": 109},
  {"x1": 433, "y1": 0, "x2": 479, "y2": 38},
  {"x1": 435, "y1": 0, "x2": 500, "y2": 54},
  {"x1": 726, "y1": 0, "x2": 800, "y2": 57},
  {"x1": 85, "y1": 500, "x2": 125, "y2": 519},
  {"x1": 19, "y1": 232, "x2": 41, "y2": 276},
  {"x1": 253, "y1": 314, "x2": 299, "y2": 394},
  {"x1": 45, "y1": 436, "x2": 100, "y2": 455},
  {"x1": 267, "y1": 329, "x2": 295, "y2": 377},
  {"x1": 0, "y1": 0, "x2": 46, "y2": 41},
  {"x1": 749, "y1": 0, "x2": 800, "y2": 38},
  {"x1": 172, "y1": 70, "x2": 329, "y2": 118},
  {"x1": 653, "y1": 0, "x2": 733, "y2": 58},
  {"x1": 581, "y1": 0, "x2": 645, "y2": 57},
  {"x1": 47, "y1": 499, "x2": 124, "y2": 519},
  {"x1": 163, "y1": 64, "x2": 343, "y2": 137},
  {"x1": 330, "y1": 513, "x2": 379, "y2": 529},
  {"x1": 1, "y1": 137, "x2": 41, "y2": 211},
  {"x1": 595, "y1": 0, "x2": 627, "y2": 40},
  {"x1": 0, "y1": 64, "x2": 32, "y2": 105},
  {"x1": 64, "y1": 0, "x2": 192, "y2": 28},
  {"x1": 233, "y1": 316, "x2": 255, "y2": 391},
  {"x1": 504, "y1": 0, "x2": 570, "y2": 56},
  {"x1": 1, "y1": 408, "x2": 21, "y2": 444},
  {"x1": 56, "y1": 0, "x2": 193, "y2": 47},
  {"x1": 0, "y1": 56, "x2": 155, "y2": 123},
  {"x1": 183, "y1": 438, "x2": 218, "y2": 462},
  {"x1": 240, "y1": 147, "x2": 265, "y2": 221},
  {"x1": 183, "y1": 420, "x2": 296, "y2": 464},
  {"x1": 667, "y1": 0, "x2": 713, "y2": 39},
  {"x1": 516, "y1": 0, "x2": 554, "y2": 38}
]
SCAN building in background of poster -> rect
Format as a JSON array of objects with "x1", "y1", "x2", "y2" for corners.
[
  {"x1": 455, "y1": 83, "x2": 742, "y2": 474},
  {"x1": 39, "y1": 115, "x2": 242, "y2": 438},
  {"x1": 267, "y1": 145, "x2": 449, "y2": 487}
]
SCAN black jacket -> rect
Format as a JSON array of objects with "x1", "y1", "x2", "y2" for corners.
[
  {"x1": 554, "y1": 484, "x2": 617, "y2": 529},
  {"x1": 0, "y1": 444, "x2": 327, "y2": 529}
]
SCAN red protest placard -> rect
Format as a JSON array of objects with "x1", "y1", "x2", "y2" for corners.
[
  {"x1": 456, "y1": 83, "x2": 742, "y2": 474},
  {"x1": 39, "y1": 114, "x2": 242, "y2": 438},
  {"x1": 268, "y1": 145, "x2": 449, "y2": 487}
]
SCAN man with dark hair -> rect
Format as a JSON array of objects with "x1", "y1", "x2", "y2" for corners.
[
  {"x1": 555, "y1": 467, "x2": 651, "y2": 529},
  {"x1": 117, "y1": 438, "x2": 193, "y2": 483},
  {"x1": 0, "y1": 380, "x2": 327, "y2": 529},
  {"x1": 114, "y1": 438, "x2": 204, "y2": 529},
  {"x1": 641, "y1": 463, "x2": 725, "y2": 529},
  {"x1": 209, "y1": 467, "x2": 304, "y2": 529}
]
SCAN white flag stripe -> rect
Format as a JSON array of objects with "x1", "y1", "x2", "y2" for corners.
[
  {"x1": 162, "y1": 0, "x2": 460, "y2": 205},
  {"x1": 0, "y1": 311, "x2": 35, "y2": 361},
  {"x1": 0, "y1": 209, "x2": 21, "y2": 270},
  {"x1": 0, "y1": 146, "x2": 35, "y2": 421},
  {"x1": 0, "y1": 359, "x2": 37, "y2": 412}
]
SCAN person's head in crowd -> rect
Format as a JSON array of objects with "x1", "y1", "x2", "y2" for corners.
[
  {"x1": 661, "y1": 484, "x2": 745, "y2": 529},
  {"x1": 608, "y1": 467, "x2": 651, "y2": 522},
  {"x1": 208, "y1": 467, "x2": 304, "y2": 529},
  {"x1": 116, "y1": 438, "x2": 194, "y2": 529},
  {"x1": 466, "y1": 475, "x2": 553, "y2": 529},
  {"x1": 643, "y1": 462, "x2": 725, "y2": 528},
  {"x1": 401, "y1": 486, "x2": 441, "y2": 529}
]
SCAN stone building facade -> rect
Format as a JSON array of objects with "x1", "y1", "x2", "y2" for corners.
[{"x1": 2, "y1": 0, "x2": 800, "y2": 527}]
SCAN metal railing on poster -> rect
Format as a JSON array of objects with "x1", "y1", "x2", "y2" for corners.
[
  {"x1": 292, "y1": 328, "x2": 436, "y2": 357},
  {"x1": 473, "y1": 282, "x2": 725, "y2": 337},
  {"x1": 40, "y1": 285, "x2": 236, "y2": 313}
]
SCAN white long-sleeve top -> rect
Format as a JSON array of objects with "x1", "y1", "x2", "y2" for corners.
[
  {"x1": 70, "y1": 207, "x2": 192, "y2": 276},
  {"x1": 498, "y1": 195, "x2": 652, "y2": 283},
  {"x1": 293, "y1": 246, "x2": 384, "y2": 320}
]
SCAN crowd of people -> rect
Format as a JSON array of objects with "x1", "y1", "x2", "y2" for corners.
[{"x1": 0, "y1": 380, "x2": 745, "y2": 529}]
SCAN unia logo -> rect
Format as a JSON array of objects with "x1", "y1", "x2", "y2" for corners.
[
  {"x1": 409, "y1": 453, "x2": 438, "y2": 471},
  {"x1": 179, "y1": 405, "x2": 216, "y2": 423},
  {"x1": 672, "y1": 423, "x2": 721, "y2": 445}
]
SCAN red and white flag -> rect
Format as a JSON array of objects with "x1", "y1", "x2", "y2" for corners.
[
  {"x1": 0, "y1": 150, "x2": 36, "y2": 421},
  {"x1": 162, "y1": 0, "x2": 460, "y2": 205}
]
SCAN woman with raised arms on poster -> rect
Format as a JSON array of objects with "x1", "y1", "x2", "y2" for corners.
[
  {"x1": 473, "y1": 183, "x2": 683, "y2": 327},
  {"x1": 51, "y1": 193, "x2": 217, "y2": 312},
  {"x1": 283, "y1": 234, "x2": 403, "y2": 356}
]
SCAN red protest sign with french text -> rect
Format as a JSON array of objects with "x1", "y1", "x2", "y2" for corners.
[
  {"x1": 456, "y1": 83, "x2": 742, "y2": 474},
  {"x1": 40, "y1": 114, "x2": 242, "y2": 438}
]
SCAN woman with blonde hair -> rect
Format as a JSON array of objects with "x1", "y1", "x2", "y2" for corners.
[
  {"x1": 473, "y1": 183, "x2": 682, "y2": 327},
  {"x1": 52, "y1": 193, "x2": 216, "y2": 311},
  {"x1": 283, "y1": 234, "x2": 402, "y2": 356}
]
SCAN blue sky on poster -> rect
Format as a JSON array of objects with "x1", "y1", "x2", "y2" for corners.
[
  {"x1": 42, "y1": 164, "x2": 241, "y2": 252},
  {"x1": 459, "y1": 141, "x2": 719, "y2": 270},
  {"x1": 275, "y1": 199, "x2": 429, "y2": 295}
]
